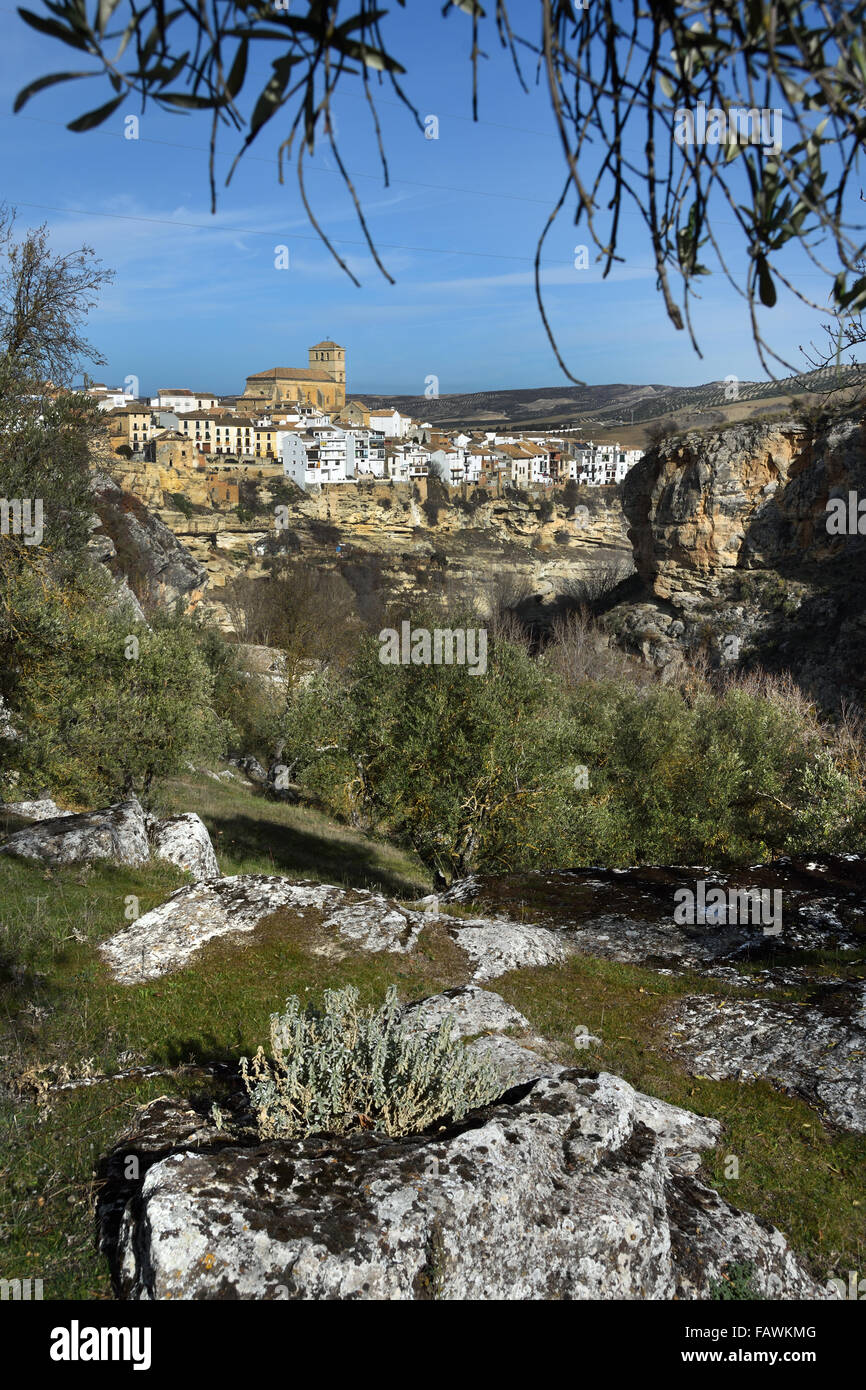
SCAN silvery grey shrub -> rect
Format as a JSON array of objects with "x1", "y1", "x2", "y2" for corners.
[{"x1": 240, "y1": 985, "x2": 502, "y2": 1139}]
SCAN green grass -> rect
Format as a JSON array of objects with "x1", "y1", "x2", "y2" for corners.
[
  {"x1": 151, "y1": 769, "x2": 431, "y2": 896},
  {"x1": 495, "y1": 954, "x2": 866, "y2": 1282},
  {"x1": 1, "y1": 770, "x2": 864, "y2": 1298}
]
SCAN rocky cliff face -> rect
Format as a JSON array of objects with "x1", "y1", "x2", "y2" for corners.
[
  {"x1": 609, "y1": 413, "x2": 866, "y2": 709},
  {"x1": 89, "y1": 473, "x2": 207, "y2": 612},
  {"x1": 160, "y1": 480, "x2": 631, "y2": 629},
  {"x1": 95, "y1": 410, "x2": 866, "y2": 706}
]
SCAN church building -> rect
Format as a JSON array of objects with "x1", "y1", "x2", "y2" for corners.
[{"x1": 243, "y1": 341, "x2": 346, "y2": 412}]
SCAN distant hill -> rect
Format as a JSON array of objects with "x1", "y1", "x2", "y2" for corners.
[{"x1": 354, "y1": 365, "x2": 862, "y2": 445}]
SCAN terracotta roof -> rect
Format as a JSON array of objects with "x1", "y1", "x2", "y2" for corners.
[
  {"x1": 245, "y1": 367, "x2": 336, "y2": 383},
  {"x1": 309, "y1": 340, "x2": 343, "y2": 350}
]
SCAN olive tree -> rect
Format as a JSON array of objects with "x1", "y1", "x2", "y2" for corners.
[{"x1": 15, "y1": 1, "x2": 866, "y2": 374}]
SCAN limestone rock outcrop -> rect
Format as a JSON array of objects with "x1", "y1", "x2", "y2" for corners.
[
  {"x1": 611, "y1": 414, "x2": 866, "y2": 707},
  {"x1": 664, "y1": 988, "x2": 866, "y2": 1134},
  {"x1": 146, "y1": 812, "x2": 220, "y2": 883},
  {"x1": 0, "y1": 797, "x2": 220, "y2": 881},
  {"x1": 90, "y1": 473, "x2": 207, "y2": 611},
  {"x1": 0, "y1": 798, "x2": 151, "y2": 868},
  {"x1": 0, "y1": 798, "x2": 72, "y2": 821},
  {"x1": 98, "y1": 984, "x2": 826, "y2": 1301}
]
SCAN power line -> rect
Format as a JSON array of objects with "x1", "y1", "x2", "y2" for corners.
[
  {"x1": 7, "y1": 197, "x2": 570, "y2": 265},
  {"x1": 5, "y1": 113, "x2": 555, "y2": 208},
  {"x1": 5, "y1": 196, "x2": 840, "y2": 281}
]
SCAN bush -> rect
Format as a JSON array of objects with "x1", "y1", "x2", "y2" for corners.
[
  {"x1": 563, "y1": 558, "x2": 635, "y2": 613},
  {"x1": 240, "y1": 985, "x2": 502, "y2": 1139},
  {"x1": 0, "y1": 561, "x2": 228, "y2": 802},
  {"x1": 193, "y1": 623, "x2": 282, "y2": 761},
  {"x1": 281, "y1": 615, "x2": 573, "y2": 878},
  {"x1": 280, "y1": 601, "x2": 866, "y2": 876},
  {"x1": 168, "y1": 490, "x2": 194, "y2": 518}
]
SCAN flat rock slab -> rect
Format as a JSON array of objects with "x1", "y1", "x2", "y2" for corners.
[
  {"x1": 442, "y1": 857, "x2": 866, "y2": 977},
  {"x1": 98, "y1": 876, "x2": 575, "y2": 985},
  {"x1": 399, "y1": 984, "x2": 533, "y2": 1038},
  {"x1": 101, "y1": 1067, "x2": 824, "y2": 1301},
  {"x1": 0, "y1": 799, "x2": 74, "y2": 821},
  {"x1": 663, "y1": 987, "x2": 866, "y2": 1133},
  {"x1": 443, "y1": 917, "x2": 569, "y2": 981},
  {"x1": 399, "y1": 985, "x2": 560, "y2": 1087},
  {"x1": 100, "y1": 876, "x2": 431, "y2": 983}
]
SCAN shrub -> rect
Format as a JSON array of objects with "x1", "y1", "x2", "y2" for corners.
[
  {"x1": 0, "y1": 561, "x2": 228, "y2": 802},
  {"x1": 194, "y1": 623, "x2": 282, "y2": 760},
  {"x1": 279, "y1": 600, "x2": 866, "y2": 877},
  {"x1": 240, "y1": 985, "x2": 502, "y2": 1139},
  {"x1": 167, "y1": 490, "x2": 194, "y2": 518},
  {"x1": 281, "y1": 616, "x2": 572, "y2": 878},
  {"x1": 709, "y1": 1261, "x2": 764, "y2": 1300},
  {"x1": 563, "y1": 558, "x2": 635, "y2": 613}
]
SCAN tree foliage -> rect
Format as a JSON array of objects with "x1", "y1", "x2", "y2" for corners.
[
  {"x1": 0, "y1": 563, "x2": 228, "y2": 802},
  {"x1": 15, "y1": 1, "x2": 866, "y2": 372},
  {"x1": 0, "y1": 208, "x2": 113, "y2": 566},
  {"x1": 281, "y1": 617, "x2": 866, "y2": 878},
  {"x1": 0, "y1": 208, "x2": 112, "y2": 390}
]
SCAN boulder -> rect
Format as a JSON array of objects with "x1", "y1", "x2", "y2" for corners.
[
  {"x1": 399, "y1": 984, "x2": 533, "y2": 1039},
  {"x1": 0, "y1": 798, "x2": 73, "y2": 822},
  {"x1": 0, "y1": 798, "x2": 149, "y2": 867},
  {"x1": 147, "y1": 812, "x2": 220, "y2": 883},
  {"x1": 229, "y1": 755, "x2": 268, "y2": 786},
  {"x1": 398, "y1": 985, "x2": 560, "y2": 1086},
  {"x1": 101, "y1": 1062, "x2": 826, "y2": 1301}
]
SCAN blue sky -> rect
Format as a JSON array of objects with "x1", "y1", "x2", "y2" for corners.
[{"x1": 1, "y1": 3, "x2": 862, "y2": 397}]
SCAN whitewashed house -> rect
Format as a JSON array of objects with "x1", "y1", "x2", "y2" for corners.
[
  {"x1": 574, "y1": 442, "x2": 644, "y2": 485},
  {"x1": 151, "y1": 388, "x2": 220, "y2": 413},
  {"x1": 368, "y1": 408, "x2": 414, "y2": 438},
  {"x1": 348, "y1": 429, "x2": 386, "y2": 476},
  {"x1": 281, "y1": 430, "x2": 352, "y2": 488},
  {"x1": 428, "y1": 446, "x2": 466, "y2": 486}
]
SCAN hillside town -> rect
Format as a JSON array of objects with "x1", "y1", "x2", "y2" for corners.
[{"x1": 96, "y1": 340, "x2": 644, "y2": 504}]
